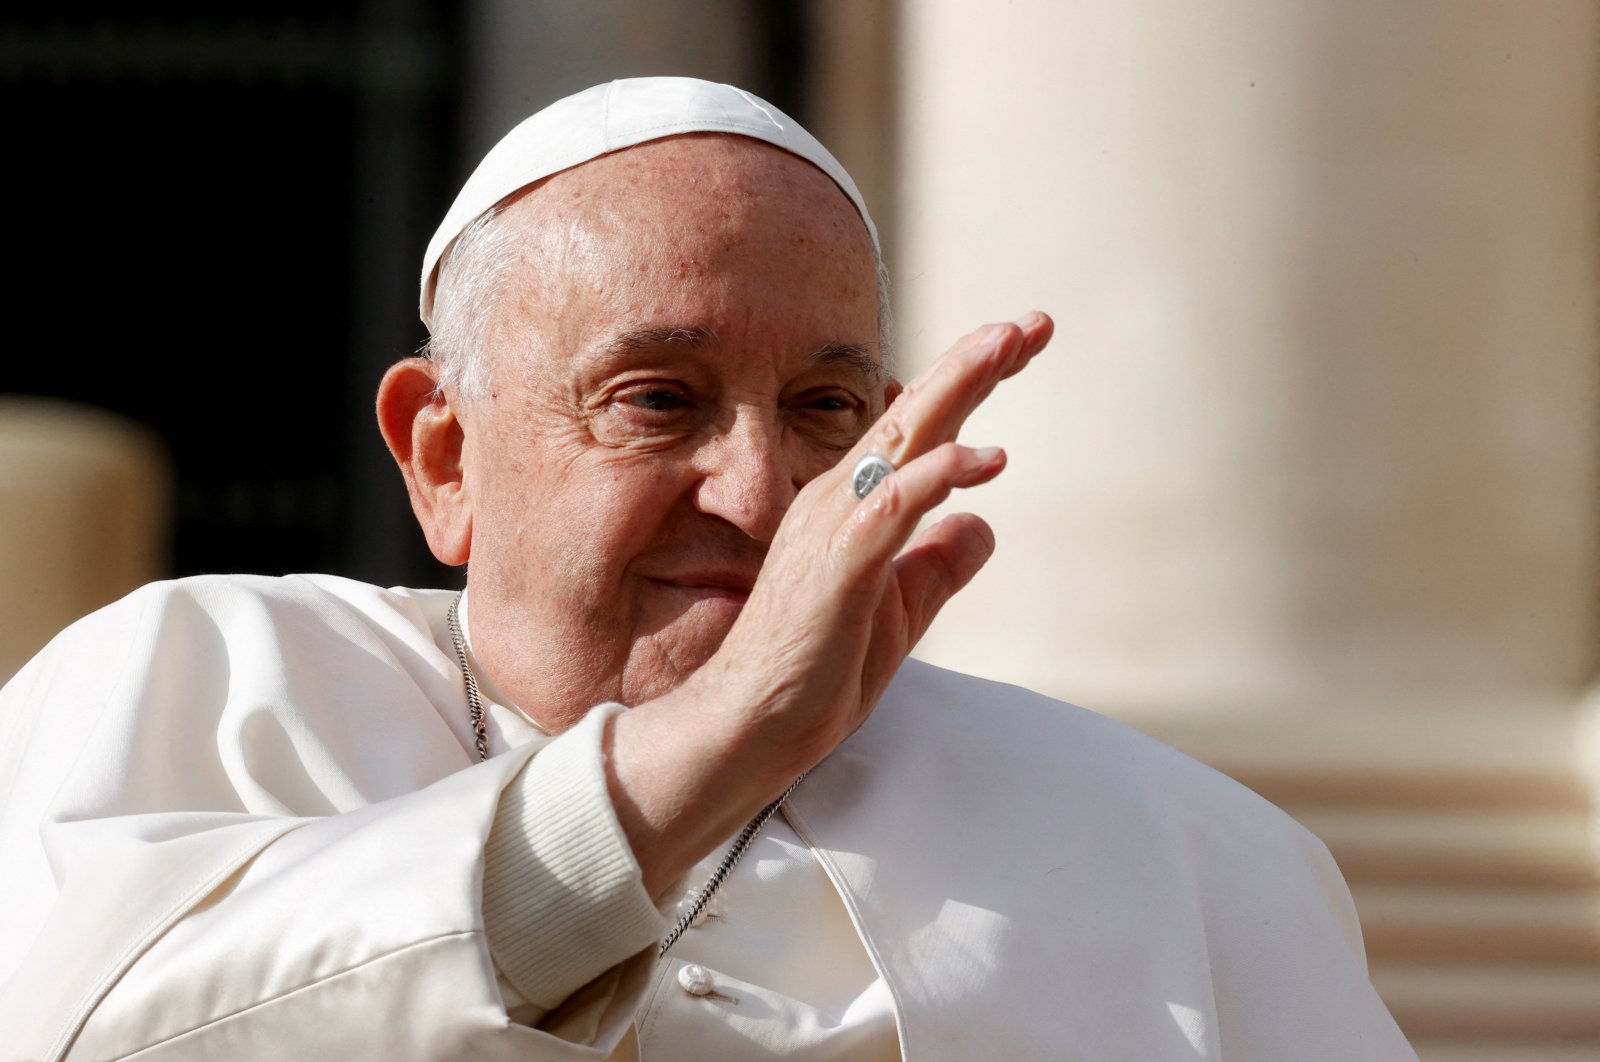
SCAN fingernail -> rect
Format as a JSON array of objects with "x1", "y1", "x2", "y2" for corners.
[
  {"x1": 972, "y1": 446, "x2": 1003, "y2": 464},
  {"x1": 1012, "y1": 311, "x2": 1038, "y2": 327}
]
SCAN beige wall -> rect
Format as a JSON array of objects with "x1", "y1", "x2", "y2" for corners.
[{"x1": 895, "y1": 0, "x2": 1599, "y2": 713}]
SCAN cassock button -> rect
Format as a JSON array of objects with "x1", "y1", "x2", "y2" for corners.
[{"x1": 677, "y1": 963, "x2": 715, "y2": 997}]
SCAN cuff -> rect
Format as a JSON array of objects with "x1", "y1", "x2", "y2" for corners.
[{"x1": 482, "y1": 701, "x2": 669, "y2": 1009}]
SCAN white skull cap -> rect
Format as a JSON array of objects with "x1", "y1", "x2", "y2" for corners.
[{"x1": 419, "y1": 76, "x2": 879, "y2": 330}]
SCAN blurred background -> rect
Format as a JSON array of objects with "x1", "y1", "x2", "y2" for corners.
[{"x1": 2, "y1": 1, "x2": 1596, "y2": 1056}]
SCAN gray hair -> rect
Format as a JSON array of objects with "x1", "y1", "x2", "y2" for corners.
[
  {"x1": 422, "y1": 206, "x2": 525, "y2": 400},
  {"x1": 423, "y1": 206, "x2": 895, "y2": 401}
]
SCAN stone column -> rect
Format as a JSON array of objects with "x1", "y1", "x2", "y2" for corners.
[
  {"x1": 0, "y1": 401, "x2": 170, "y2": 681},
  {"x1": 894, "y1": 0, "x2": 1599, "y2": 713},
  {"x1": 461, "y1": 0, "x2": 762, "y2": 158}
]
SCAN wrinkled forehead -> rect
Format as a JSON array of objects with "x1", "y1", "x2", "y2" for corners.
[
  {"x1": 489, "y1": 136, "x2": 880, "y2": 346},
  {"x1": 420, "y1": 77, "x2": 878, "y2": 330}
]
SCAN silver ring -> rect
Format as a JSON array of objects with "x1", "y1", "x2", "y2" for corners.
[{"x1": 851, "y1": 454, "x2": 894, "y2": 500}]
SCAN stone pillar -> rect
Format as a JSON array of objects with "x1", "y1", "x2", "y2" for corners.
[
  {"x1": 0, "y1": 400, "x2": 171, "y2": 681},
  {"x1": 461, "y1": 0, "x2": 762, "y2": 158},
  {"x1": 894, "y1": 0, "x2": 1599, "y2": 713}
]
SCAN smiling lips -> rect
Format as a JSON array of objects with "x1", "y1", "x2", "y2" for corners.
[{"x1": 653, "y1": 570, "x2": 757, "y2": 603}]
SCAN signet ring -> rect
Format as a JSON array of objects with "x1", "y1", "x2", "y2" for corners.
[{"x1": 851, "y1": 454, "x2": 895, "y2": 500}]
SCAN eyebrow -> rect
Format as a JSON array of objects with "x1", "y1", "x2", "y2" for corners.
[
  {"x1": 811, "y1": 342, "x2": 881, "y2": 381},
  {"x1": 592, "y1": 328, "x2": 880, "y2": 379},
  {"x1": 603, "y1": 326, "x2": 719, "y2": 354}
]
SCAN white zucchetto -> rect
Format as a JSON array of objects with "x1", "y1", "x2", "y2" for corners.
[{"x1": 419, "y1": 76, "x2": 879, "y2": 330}]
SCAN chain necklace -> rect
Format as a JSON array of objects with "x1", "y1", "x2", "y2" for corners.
[
  {"x1": 445, "y1": 593, "x2": 490, "y2": 763},
  {"x1": 657, "y1": 771, "x2": 806, "y2": 957},
  {"x1": 444, "y1": 591, "x2": 804, "y2": 957}
]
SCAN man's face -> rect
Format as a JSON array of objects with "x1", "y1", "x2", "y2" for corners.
[{"x1": 457, "y1": 135, "x2": 886, "y2": 721}]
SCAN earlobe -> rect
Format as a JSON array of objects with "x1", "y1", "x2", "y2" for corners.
[{"x1": 376, "y1": 358, "x2": 473, "y2": 565}]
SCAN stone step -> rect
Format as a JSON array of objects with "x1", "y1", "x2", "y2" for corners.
[
  {"x1": 1117, "y1": 699, "x2": 1600, "y2": 1056},
  {"x1": 1372, "y1": 963, "x2": 1600, "y2": 1045},
  {"x1": 1353, "y1": 886, "x2": 1600, "y2": 964},
  {"x1": 1124, "y1": 700, "x2": 1594, "y2": 813},
  {"x1": 1292, "y1": 808, "x2": 1600, "y2": 889},
  {"x1": 1411, "y1": 1044, "x2": 1600, "y2": 1062},
  {"x1": 1230, "y1": 765, "x2": 1591, "y2": 813}
]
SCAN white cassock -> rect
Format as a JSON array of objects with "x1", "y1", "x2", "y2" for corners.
[{"x1": 0, "y1": 574, "x2": 1416, "y2": 1060}]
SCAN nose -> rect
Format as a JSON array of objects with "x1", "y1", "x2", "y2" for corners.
[{"x1": 690, "y1": 412, "x2": 800, "y2": 542}]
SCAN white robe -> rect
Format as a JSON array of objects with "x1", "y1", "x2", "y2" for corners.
[{"x1": 0, "y1": 574, "x2": 1415, "y2": 1060}]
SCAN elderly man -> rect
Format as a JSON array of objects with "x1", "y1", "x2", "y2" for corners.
[{"x1": 0, "y1": 79, "x2": 1413, "y2": 1060}]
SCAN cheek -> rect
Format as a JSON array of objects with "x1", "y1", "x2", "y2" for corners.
[
  {"x1": 787, "y1": 442, "x2": 846, "y2": 489},
  {"x1": 786, "y1": 407, "x2": 878, "y2": 485},
  {"x1": 465, "y1": 429, "x2": 587, "y2": 576},
  {"x1": 528, "y1": 453, "x2": 693, "y2": 578}
]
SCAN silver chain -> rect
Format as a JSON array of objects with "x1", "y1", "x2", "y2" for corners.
[
  {"x1": 658, "y1": 770, "x2": 806, "y2": 957},
  {"x1": 445, "y1": 593, "x2": 490, "y2": 763},
  {"x1": 443, "y1": 591, "x2": 804, "y2": 957}
]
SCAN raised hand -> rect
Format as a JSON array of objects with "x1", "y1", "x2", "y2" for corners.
[
  {"x1": 703, "y1": 312, "x2": 1055, "y2": 773},
  {"x1": 608, "y1": 312, "x2": 1055, "y2": 895}
]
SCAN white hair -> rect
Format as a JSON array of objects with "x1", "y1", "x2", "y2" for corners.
[
  {"x1": 424, "y1": 203, "x2": 895, "y2": 399},
  {"x1": 422, "y1": 205, "x2": 524, "y2": 400}
]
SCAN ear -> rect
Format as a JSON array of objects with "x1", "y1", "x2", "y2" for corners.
[{"x1": 376, "y1": 358, "x2": 472, "y2": 565}]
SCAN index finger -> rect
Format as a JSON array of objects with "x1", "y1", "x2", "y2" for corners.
[{"x1": 866, "y1": 311, "x2": 1053, "y2": 470}]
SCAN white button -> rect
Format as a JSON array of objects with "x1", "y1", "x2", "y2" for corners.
[{"x1": 677, "y1": 963, "x2": 715, "y2": 997}]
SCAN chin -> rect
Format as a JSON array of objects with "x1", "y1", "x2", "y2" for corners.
[
  {"x1": 622, "y1": 601, "x2": 742, "y2": 702},
  {"x1": 636, "y1": 585, "x2": 745, "y2": 643}
]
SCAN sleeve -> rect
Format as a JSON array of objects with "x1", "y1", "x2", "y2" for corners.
[{"x1": 0, "y1": 578, "x2": 668, "y2": 1062}]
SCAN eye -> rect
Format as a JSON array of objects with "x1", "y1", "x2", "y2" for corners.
[
  {"x1": 610, "y1": 380, "x2": 698, "y2": 418},
  {"x1": 789, "y1": 387, "x2": 868, "y2": 452},
  {"x1": 588, "y1": 378, "x2": 705, "y2": 449},
  {"x1": 625, "y1": 388, "x2": 688, "y2": 413},
  {"x1": 793, "y1": 388, "x2": 862, "y2": 417}
]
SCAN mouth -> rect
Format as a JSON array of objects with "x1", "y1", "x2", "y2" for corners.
[{"x1": 648, "y1": 571, "x2": 757, "y2": 604}]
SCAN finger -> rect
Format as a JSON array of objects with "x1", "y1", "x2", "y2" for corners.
[
  {"x1": 865, "y1": 311, "x2": 1053, "y2": 470},
  {"x1": 806, "y1": 313, "x2": 1044, "y2": 519},
  {"x1": 893, "y1": 512, "x2": 997, "y2": 647},
  {"x1": 832, "y1": 442, "x2": 1006, "y2": 574}
]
